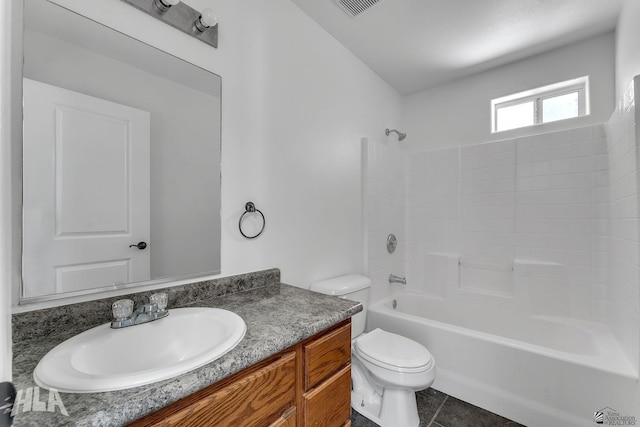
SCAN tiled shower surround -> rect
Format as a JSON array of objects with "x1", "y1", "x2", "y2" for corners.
[
  {"x1": 606, "y1": 77, "x2": 640, "y2": 372},
  {"x1": 367, "y1": 125, "x2": 608, "y2": 319},
  {"x1": 366, "y1": 85, "x2": 640, "y2": 372},
  {"x1": 405, "y1": 124, "x2": 608, "y2": 321}
]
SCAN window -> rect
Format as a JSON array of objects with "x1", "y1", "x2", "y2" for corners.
[{"x1": 491, "y1": 76, "x2": 589, "y2": 133}]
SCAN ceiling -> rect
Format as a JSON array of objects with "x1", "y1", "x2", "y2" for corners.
[{"x1": 289, "y1": 0, "x2": 625, "y2": 95}]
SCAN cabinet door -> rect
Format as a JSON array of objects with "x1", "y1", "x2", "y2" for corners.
[
  {"x1": 131, "y1": 352, "x2": 296, "y2": 427},
  {"x1": 303, "y1": 364, "x2": 351, "y2": 427},
  {"x1": 304, "y1": 322, "x2": 351, "y2": 390}
]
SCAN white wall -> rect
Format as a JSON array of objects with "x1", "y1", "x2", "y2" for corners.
[
  {"x1": 616, "y1": 0, "x2": 640, "y2": 100},
  {"x1": 1, "y1": 0, "x2": 402, "y2": 374},
  {"x1": 403, "y1": 32, "x2": 615, "y2": 150},
  {"x1": 226, "y1": 2, "x2": 401, "y2": 287}
]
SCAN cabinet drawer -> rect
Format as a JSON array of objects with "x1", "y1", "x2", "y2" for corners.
[
  {"x1": 304, "y1": 322, "x2": 351, "y2": 390},
  {"x1": 303, "y1": 364, "x2": 351, "y2": 427},
  {"x1": 130, "y1": 352, "x2": 296, "y2": 427}
]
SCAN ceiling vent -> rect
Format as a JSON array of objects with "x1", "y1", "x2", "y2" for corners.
[{"x1": 335, "y1": 0, "x2": 384, "y2": 18}]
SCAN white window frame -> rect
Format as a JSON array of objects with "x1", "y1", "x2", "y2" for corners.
[{"x1": 491, "y1": 76, "x2": 590, "y2": 133}]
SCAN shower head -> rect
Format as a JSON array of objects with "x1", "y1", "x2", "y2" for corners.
[{"x1": 385, "y1": 128, "x2": 407, "y2": 141}]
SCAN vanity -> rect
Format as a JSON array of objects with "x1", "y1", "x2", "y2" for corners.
[
  {"x1": 129, "y1": 318, "x2": 352, "y2": 427},
  {"x1": 12, "y1": 269, "x2": 361, "y2": 426}
]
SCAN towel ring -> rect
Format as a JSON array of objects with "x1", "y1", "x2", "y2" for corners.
[{"x1": 239, "y1": 201, "x2": 265, "y2": 239}]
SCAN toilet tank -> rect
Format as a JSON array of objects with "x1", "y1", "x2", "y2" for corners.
[{"x1": 310, "y1": 274, "x2": 371, "y2": 338}]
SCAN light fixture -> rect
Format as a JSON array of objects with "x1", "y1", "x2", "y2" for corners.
[
  {"x1": 153, "y1": 0, "x2": 179, "y2": 12},
  {"x1": 121, "y1": 0, "x2": 218, "y2": 49},
  {"x1": 195, "y1": 8, "x2": 217, "y2": 32}
]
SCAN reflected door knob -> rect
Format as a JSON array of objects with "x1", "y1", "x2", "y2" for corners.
[{"x1": 129, "y1": 241, "x2": 147, "y2": 250}]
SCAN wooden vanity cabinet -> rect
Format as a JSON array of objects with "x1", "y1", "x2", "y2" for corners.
[
  {"x1": 128, "y1": 351, "x2": 297, "y2": 427},
  {"x1": 128, "y1": 319, "x2": 351, "y2": 427},
  {"x1": 300, "y1": 321, "x2": 352, "y2": 427}
]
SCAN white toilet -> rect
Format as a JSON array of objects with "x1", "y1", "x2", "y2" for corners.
[{"x1": 310, "y1": 274, "x2": 435, "y2": 427}]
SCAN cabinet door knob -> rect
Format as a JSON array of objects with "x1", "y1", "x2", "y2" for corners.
[{"x1": 129, "y1": 241, "x2": 147, "y2": 250}]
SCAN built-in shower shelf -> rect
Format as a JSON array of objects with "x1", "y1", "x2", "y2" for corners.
[{"x1": 424, "y1": 253, "x2": 569, "y2": 307}]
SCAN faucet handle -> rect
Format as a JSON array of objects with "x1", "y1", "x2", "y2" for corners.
[
  {"x1": 149, "y1": 292, "x2": 168, "y2": 311},
  {"x1": 112, "y1": 299, "x2": 134, "y2": 320}
]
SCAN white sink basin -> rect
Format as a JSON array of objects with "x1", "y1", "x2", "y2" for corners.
[{"x1": 34, "y1": 307, "x2": 246, "y2": 393}]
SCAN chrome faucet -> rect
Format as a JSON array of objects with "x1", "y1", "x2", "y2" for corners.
[
  {"x1": 111, "y1": 293, "x2": 169, "y2": 329},
  {"x1": 389, "y1": 274, "x2": 407, "y2": 285}
]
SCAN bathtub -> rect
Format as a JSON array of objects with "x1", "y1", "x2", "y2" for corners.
[{"x1": 367, "y1": 291, "x2": 639, "y2": 427}]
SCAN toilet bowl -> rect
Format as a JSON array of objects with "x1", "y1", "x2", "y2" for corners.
[{"x1": 310, "y1": 274, "x2": 436, "y2": 427}]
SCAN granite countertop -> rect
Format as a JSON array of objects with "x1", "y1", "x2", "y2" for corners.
[{"x1": 11, "y1": 281, "x2": 362, "y2": 427}]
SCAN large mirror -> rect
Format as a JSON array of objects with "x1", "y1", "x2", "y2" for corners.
[{"x1": 21, "y1": 0, "x2": 221, "y2": 303}]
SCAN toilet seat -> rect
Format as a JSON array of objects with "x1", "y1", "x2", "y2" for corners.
[{"x1": 354, "y1": 328, "x2": 434, "y2": 374}]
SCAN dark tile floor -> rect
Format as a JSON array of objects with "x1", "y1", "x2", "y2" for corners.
[{"x1": 351, "y1": 388, "x2": 524, "y2": 427}]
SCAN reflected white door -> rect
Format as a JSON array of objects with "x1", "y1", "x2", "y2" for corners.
[{"x1": 23, "y1": 78, "x2": 151, "y2": 297}]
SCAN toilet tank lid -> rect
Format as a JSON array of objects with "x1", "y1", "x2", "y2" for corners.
[{"x1": 310, "y1": 274, "x2": 371, "y2": 296}]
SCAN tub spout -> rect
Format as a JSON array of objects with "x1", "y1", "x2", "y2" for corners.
[{"x1": 389, "y1": 274, "x2": 406, "y2": 285}]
